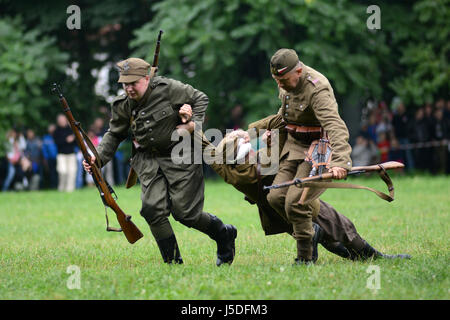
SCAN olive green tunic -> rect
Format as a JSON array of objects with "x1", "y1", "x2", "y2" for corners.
[{"x1": 97, "y1": 76, "x2": 210, "y2": 237}]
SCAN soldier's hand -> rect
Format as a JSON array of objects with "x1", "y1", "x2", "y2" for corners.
[
  {"x1": 227, "y1": 130, "x2": 250, "y2": 143},
  {"x1": 262, "y1": 130, "x2": 271, "y2": 146},
  {"x1": 176, "y1": 121, "x2": 195, "y2": 135},
  {"x1": 329, "y1": 166, "x2": 347, "y2": 180},
  {"x1": 179, "y1": 104, "x2": 192, "y2": 123},
  {"x1": 82, "y1": 156, "x2": 96, "y2": 174}
]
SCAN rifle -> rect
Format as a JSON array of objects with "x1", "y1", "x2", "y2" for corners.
[
  {"x1": 125, "y1": 29, "x2": 164, "y2": 189},
  {"x1": 264, "y1": 161, "x2": 404, "y2": 203},
  {"x1": 52, "y1": 83, "x2": 144, "y2": 244}
]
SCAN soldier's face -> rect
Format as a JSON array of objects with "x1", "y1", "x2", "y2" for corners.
[
  {"x1": 272, "y1": 67, "x2": 302, "y2": 91},
  {"x1": 123, "y1": 76, "x2": 149, "y2": 101}
]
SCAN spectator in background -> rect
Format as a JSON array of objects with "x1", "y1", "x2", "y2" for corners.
[
  {"x1": 392, "y1": 100, "x2": 414, "y2": 170},
  {"x1": 24, "y1": 129, "x2": 43, "y2": 190},
  {"x1": 431, "y1": 108, "x2": 448, "y2": 174},
  {"x1": 225, "y1": 104, "x2": 245, "y2": 131},
  {"x1": 375, "y1": 101, "x2": 393, "y2": 137},
  {"x1": 54, "y1": 114, "x2": 77, "y2": 192},
  {"x1": 377, "y1": 131, "x2": 390, "y2": 163},
  {"x1": 411, "y1": 108, "x2": 431, "y2": 172},
  {"x1": 2, "y1": 129, "x2": 25, "y2": 191},
  {"x1": 351, "y1": 134, "x2": 378, "y2": 166},
  {"x1": 388, "y1": 137, "x2": 405, "y2": 168},
  {"x1": 93, "y1": 117, "x2": 114, "y2": 185},
  {"x1": 42, "y1": 124, "x2": 58, "y2": 189},
  {"x1": 84, "y1": 128, "x2": 100, "y2": 187},
  {"x1": 364, "y1": 111, "x2": 378, "y2": 143}
]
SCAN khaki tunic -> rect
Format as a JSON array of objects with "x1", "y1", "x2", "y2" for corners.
[
  {"x1": 201, "y1": 130, "x2": 360, "y2": 247},
  {"x1": 97, "y1": 76, "x2": 209, "y2": 234},
  {"x1": 277, "y1": 64, "x2": 352, "y2": 169},
  {"x1": 267, "y1": 63, "x2": 352, "y2": 258}
]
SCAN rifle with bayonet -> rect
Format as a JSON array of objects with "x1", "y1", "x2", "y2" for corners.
[
  {"x1": 52, "y1": 83, "x2": 144, "y2": 244},
  {"x1": 264, "y1": 161, "x2": 404, "y2": 203},
  {"x1": 125, "y1": 29, "x2": 164, "y2": 189}
]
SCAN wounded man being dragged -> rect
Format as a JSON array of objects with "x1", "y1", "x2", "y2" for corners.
[{"x1": 183, "y1": 110, "x2": 411, "y2": 265}]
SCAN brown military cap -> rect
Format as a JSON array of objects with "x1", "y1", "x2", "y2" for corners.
[
  {"x1": 270, "y1": 49, "x2": 299, "y2": 76},
  {"x1": 116, "y1": 57, "x2": 150, "y2": 83}
]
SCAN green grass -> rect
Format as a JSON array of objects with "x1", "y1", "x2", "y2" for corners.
[{"x1": 0, "y1": 174, "x2": 448, "y2": 299}]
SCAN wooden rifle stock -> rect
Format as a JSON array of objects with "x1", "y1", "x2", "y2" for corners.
[{"x1": 52, "y1": 83, "x2": 143, "y2": 244}]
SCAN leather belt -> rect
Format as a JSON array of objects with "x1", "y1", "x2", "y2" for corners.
[
  {"x1": 136, "y1": 145, "x2": 172, "y2": 157},
  {"x1": 285, "y1": 124, "x2": 321, "y2": 142}
]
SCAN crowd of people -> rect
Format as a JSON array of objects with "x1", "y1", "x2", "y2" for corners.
[
  {"x1": 1, "y1": 97, "x2": 449, "y2": 192},
  {"x1": 351, "y1": 97, "x2": 450, "y2": 174},
  {"x1": 0, "y1": 114, "x2": 130, "y2": 192}
]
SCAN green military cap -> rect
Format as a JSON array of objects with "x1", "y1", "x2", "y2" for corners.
[
  {"x1": 270, "y1": 49, "x2": 299, "y2": 76},
  {"x1": 116, "y1": 57, "x2": 150, "y2": 83}
]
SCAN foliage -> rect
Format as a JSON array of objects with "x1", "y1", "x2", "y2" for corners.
[
  {"x1": 387, "y1": 0, "x2": 450, "y2": 105},
  {"x1": 0, "y1": 17, "x2": 68, "y2": 155},
  {"x1": 0, "y1": 0, "x2": 448, "y2": 148},
  {"x1": 131, "y1": 0, "x2": 389, "y2": 128}
]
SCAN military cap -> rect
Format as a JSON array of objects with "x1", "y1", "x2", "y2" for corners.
[
  {"x1": 270, "y1": 49, "x2": 299, "y2": 76},
  {"x1": 116, "y1": 57, "x2": 150, "y2": 83}
]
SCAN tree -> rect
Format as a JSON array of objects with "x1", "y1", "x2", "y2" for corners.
[
  {"x1": 386, "y1": 0, "x2": 449, "y2": 106},
  {"x1": 0, "y1": 17, "x2": 68, "y2": 155},
  {"x1": 131, "y1": 0, "x2": 389, "y2": 128}
]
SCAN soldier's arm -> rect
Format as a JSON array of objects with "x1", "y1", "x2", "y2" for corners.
[
  {"x1": 248, "y1": 114, "x2": 285, "y2": 131},
  {"x1": 96, "y1": 98, "x2": 130, "y2": 166},
  {"x1": 168, "y1": 79, "x2": 208, "y2": 124},
  {"x1": 310, "y1": 86, "x2": 352, "y2": 171}
]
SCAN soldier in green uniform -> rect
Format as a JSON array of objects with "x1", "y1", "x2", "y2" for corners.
[
  {"x1": 266, "y1": 49, "x2": 353, "y2": 265},
  {"x1": 83, "y1": 57, "x2": 237, "y2": 266}
]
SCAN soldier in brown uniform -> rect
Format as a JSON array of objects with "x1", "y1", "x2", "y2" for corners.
[
  {"x1": 83, "y1": 58, "x2": 237, "y2": 266},
  {"x1": 266, "y1": 49, "x2": 353, "y2": 265},
  {"x1": 194, "y1": 113, "x2": 410, "y2": 262}
]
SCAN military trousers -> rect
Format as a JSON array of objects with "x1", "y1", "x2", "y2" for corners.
[
  {"x1": 133, "y1": 152, "x2": 210, "y2": 240},
  {"x1": 267, "y1": 157, "x2": 326, "y2": 259}
]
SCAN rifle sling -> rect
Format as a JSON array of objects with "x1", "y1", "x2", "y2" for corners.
[
  {"x1": 76, "y1": 122, "x2": 103, "y2": 168},
  {"x1": 76, "y1": 123, "x2": 123, "y2": 232},
  {"x1": 297, "y1": 165, "x2": 395, "y2": 203}
]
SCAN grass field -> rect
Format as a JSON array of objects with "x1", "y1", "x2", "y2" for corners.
[{"x1": 0, "y1": 174, "x2": 448, "y2": 300}]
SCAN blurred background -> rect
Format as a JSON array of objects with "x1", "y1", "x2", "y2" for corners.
[{"x1": 0, "y1": 0, "x2": 448, "y2": 192}]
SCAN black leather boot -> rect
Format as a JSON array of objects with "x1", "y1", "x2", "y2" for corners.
[
  {"x1": 350, "y1": 241, "x2": 411, "y2": 260},
  {"x1": 311, "y1": 223, "x2": 323, "y2": 263},
  {"x1": 205, "y1": 214, "x2": 237, "y2": 266},
  {"x1": 320, "y1": 241, "x2": 354, "y2": 260},
  {"x1": 155, "y1": 234, "x2": 183, "y2": 264}
]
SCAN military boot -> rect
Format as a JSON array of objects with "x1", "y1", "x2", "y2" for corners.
[
  {"x1": 311, "y1": 223, "x2": 323, "y2": 263},
  {"x1": 350, "y1": 241, "x2": 411, "y2": 261},
  {"x1": 204, "y1": 214, "x2": 237, "y2": 266},
  {"x1": 320, "y1": 242, "x2": 353, "y2": 260},
  {"x1": 294, "y1": 224, "x2": 322, "y2": 266},
  {"x1": 155, "y1": 234, "x2": 183, "y2": 264}
]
